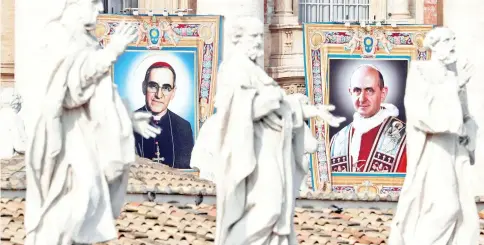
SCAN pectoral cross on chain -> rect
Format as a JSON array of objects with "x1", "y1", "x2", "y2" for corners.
[{"x1": 152, "y1": 142, "x2": 165, "y2": 163}]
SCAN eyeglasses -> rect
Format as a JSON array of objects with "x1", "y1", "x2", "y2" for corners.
[{"x1": 147, "y1": 82, "x2": 174, "y2": 96}]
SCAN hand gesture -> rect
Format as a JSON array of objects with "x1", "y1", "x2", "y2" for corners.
[
  {"x1": 132, "y1": 112, "x2": 162, "y2": 139},
  {"x1": 316, "y1": 104, "x2": 346, "y2": 127},
  {"x1": 107, "y1": 21, "x2": 138, "y2": 58}
]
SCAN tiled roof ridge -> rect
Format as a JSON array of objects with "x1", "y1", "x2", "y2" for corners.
[{"x1": 3, "y1": 156, "x2": 484, "y2": 203}]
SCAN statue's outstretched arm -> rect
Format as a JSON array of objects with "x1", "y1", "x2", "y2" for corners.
[
  {"x1": 81, "y1": 22, "x2": 137, "y2": 83},
  {"x1": 287, "y1": 93, "x2": 346, "y2": 127},
  {"x1": 302, "y1": 104, "x2": 345, "y2": 127},
  {"x1": 120, "y1": 98, "x2": 161, "y2": 139}
]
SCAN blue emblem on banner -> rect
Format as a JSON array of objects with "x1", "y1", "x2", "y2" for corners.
[
  {"x1": 149, "y1": 28, "x2": 160, "y2": 45},
  {"x1": 363, "y1": 36, "x2": 374, "y2": 53}
]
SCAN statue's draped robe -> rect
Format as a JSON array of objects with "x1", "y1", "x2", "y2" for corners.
[
  {"x1": 389, "y1": 62, "x2": 479, "y2": 245},
  {"x1": 330, "y1": 104, "x2": 407, "y2": 173},
  {"x1": 25, "y1": 25, "x2": 135, "y2": 244},
  {"x1": 191, "y1": 109, "x2": 317, "y2": 185},
  {"x1": 197, "y1": 53, "x2": 312, "y2": 245},
  {"x1": 0, "y1": 108, "x2": 27, "y2": 159}
]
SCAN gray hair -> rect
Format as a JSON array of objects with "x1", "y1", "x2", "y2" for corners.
[{"x1": 423, "y1": 27, "x2": 455, "y2": 51}]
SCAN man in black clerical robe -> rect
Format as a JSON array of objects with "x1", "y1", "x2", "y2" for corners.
[
  {"x1": 134, "y1": 107, "x2": 194, "y2": 169},
  {"x1": 134, "y1": 61, "x2": 194, "y2": 169}
]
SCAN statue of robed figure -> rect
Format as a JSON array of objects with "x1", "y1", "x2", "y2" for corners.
[
  {"x1": 190, "y1": 17, "x2": 345, "y2": 245},
  {"x1": 21, "y1": 0, "x2": 161, "y2": 244}
]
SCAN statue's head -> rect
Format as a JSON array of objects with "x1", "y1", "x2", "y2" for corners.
[
  {"x1": 423, "y1": 27, "x2": 457, "y2": 65},
  {"x1": 230, "y1": 17, "x2": 264, "y2": 62},
  {"x1": 61, "y1": 0, "x2": 104, "y2": 31},
  {"x1": 0, "y1": 88, "x2": 22, "y2": 113}
]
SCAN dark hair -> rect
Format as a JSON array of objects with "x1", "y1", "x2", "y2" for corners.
[
  {"x1": 376, "y1": 69, "x2": 385, "y2": 89},
  {"x1": 142, "y1": 62, "x2": 176, "y2": 94}
]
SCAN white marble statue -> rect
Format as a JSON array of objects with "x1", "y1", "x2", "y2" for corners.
[
  {"x1": 0, "y1": 88, "x2": 27, "y2": 159},
  {"x1": 23, "y1": 0, "x2": 161, "y2": 244},
  {"x1": 191, "y1": 16, "x2": 345, "y2": 245},
  {"x1": 389, "y1": 27, "x2": 479, "y2": 245},
  {"x1": 191, "y1": 93, "x2": 320, "y2": 191}
]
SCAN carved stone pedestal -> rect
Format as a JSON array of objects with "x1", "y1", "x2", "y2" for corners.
[
  {"x1": 267, "y1": 24, "x2": 305, "y2": 87},
  {"x1": 266, "y1": 0, "x2": 305, "y2": 88},
  {"x1": 271, "y1": 14, "x2": 298, "y2": 25}
]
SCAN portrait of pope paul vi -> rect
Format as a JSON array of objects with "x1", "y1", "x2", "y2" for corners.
[
  {"x1": 329, "y1": 64, "x2": 407, "y2": 173},
  {"x1": 134, "y1": 62, "x2": 194, "y2": 169}
]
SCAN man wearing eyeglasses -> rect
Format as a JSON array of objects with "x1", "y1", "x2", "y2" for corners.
[
  {"x1": 134, "y1": 62, "x2": 194, "y2": 169},
  {"x1": 329, "y1": 64, "x2": 407, "y2": 173}
]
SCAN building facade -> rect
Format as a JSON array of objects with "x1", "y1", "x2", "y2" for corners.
[{"x1": 1, "y1": 0, "x2": 442, "y2": 91}]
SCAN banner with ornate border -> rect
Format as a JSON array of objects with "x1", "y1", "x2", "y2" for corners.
[
  {"x1": 95, "y1": 15, "x2": 221, "y2": 170},
  {"x1": 302, "y1": 23, "x2": 433, "y2": 194}
]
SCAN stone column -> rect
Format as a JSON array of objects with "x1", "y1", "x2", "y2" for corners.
[
  {"x1": 274, "y1": 0, "x2": 292, "y2": 15},
  {"x1": 370, "y1": 0, "x2": 387, "y2": 21},
  {"x1": 388, "y1": 0, "x2": 411, "y2": 19},
  {"x1": 197, "y1": 0, "x2": 265, "y2": 66},
  {"x1": 271, "y1": 0, "x2": 297, "y2": 24},
  {"x1": 444, "y1": 0, "x2": 484, "y2": 196}
]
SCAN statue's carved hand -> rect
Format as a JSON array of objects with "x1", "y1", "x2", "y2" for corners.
[
  {"x1": 132, "y1": 112, "x2": 161, "y2": 139},
  {"x1": 106, "y1": 22, "x2": 137, "y2": 58},
  {"x1": 316, "y1": 104, "x2": 346, "y2": 127}
]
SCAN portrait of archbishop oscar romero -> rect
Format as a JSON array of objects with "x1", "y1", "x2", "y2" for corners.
[{"x1": 134, "y1": 61, "x2": 194, "y2": 169}]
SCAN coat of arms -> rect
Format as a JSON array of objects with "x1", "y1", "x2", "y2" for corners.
[
  {"x1": 344, "y1": 26, "x2": 394, "y2": 58},
  {"x1": 362, "y1": 35, "x2": 376, "y2": 57}
]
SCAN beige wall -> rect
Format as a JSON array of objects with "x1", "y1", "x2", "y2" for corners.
[
  {"x1": 0, "y1": 0, "x2": 432, "y2": 91},
  {"x1": 1, "y1": 0, "x2": 15, "y2": 88}
]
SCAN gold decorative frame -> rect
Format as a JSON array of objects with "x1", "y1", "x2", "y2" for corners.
[
  {"x1": 302, "y1": 23, "x2": 433, "y2": 194},
  {"x1": 96, "y1": 14, "x2": 221, "y2": 132}
]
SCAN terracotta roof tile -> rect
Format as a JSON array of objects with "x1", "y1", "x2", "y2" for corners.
[
  {"x1": 6, "y1": 198, "x2": 469, "y2": 244},
  {"x1": 4, "y1": 156, "x2": 484, "y2": 203}
]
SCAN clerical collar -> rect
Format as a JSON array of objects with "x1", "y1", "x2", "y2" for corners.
[
  {"x1": 352, "y1": 103, "x2": 399, "y2": 132},
  {"x1": 153, "y1": 111, "x2": 168, "y2": 121},
  {"x1": 349, "y1": 103, "x2": 399, "y2": 168}
]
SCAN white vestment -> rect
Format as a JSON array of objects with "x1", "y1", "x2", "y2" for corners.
[
  {"x1": 194, "y1": 53, "x2": 315, "y2": 245},
  {"x1": 389, "y1": 61, "x2": 479, "y2": 245},
  {"x1": 349, "y1": 103, "x2": 399, "y2": 164},
  {"x1": 24, "y1": 23, "x2": 135, "y2": 244}
]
